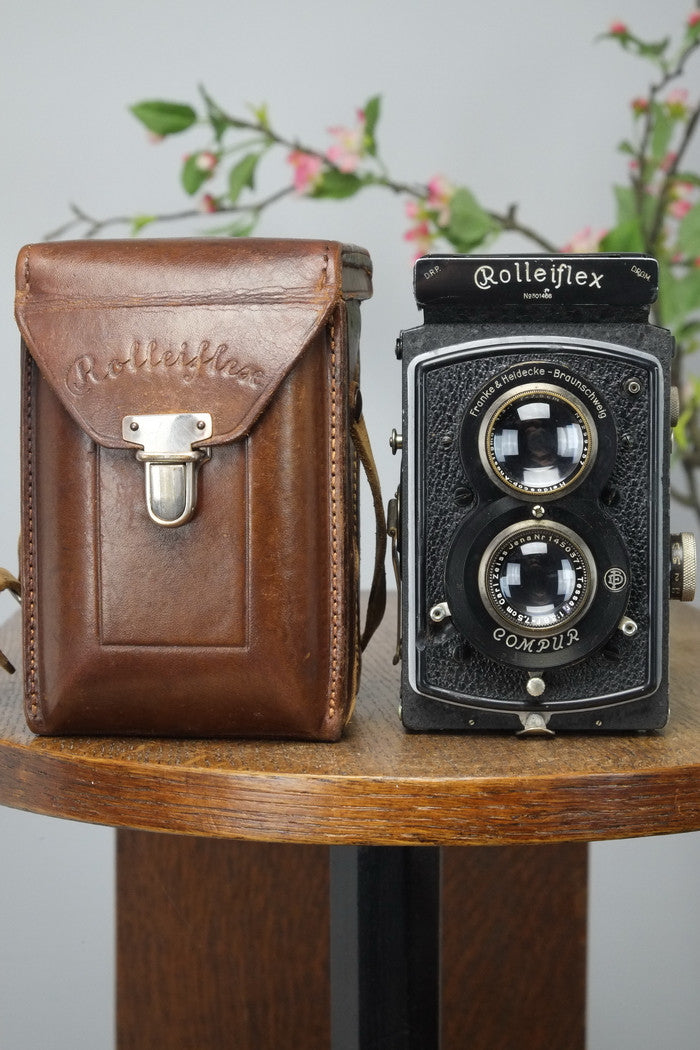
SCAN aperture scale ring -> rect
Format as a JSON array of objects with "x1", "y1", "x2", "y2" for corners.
[
  {"x1": 478, "y1": 519, "x2": 597, "y2": 636},
  {"x1": 477, "y1": 382, "x2": 597, "y2": 500}
]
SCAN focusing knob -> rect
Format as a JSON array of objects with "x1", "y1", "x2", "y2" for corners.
[
  {"x1": 670, "y1": 386, "x2": 681, "y2": 428},
  {"x1": 670, "y1": 532, "x2": 697, "y2": 602},
  {"x1": 390, "y1": 429, "x2": 403, "y2": 455}
]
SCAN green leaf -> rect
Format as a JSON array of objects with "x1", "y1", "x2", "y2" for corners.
[
  {"x1": 677, "y1": 201, "x2": 700, "y2": 256},
  {"x1": 611, "y1": 185, "x2": 656, "y2": 232},
  {"x1": 658, "y1": 261, "x2": 700, "y2": 329},
  {"x1": 686, "y1": 17, "x2": 700, "y2": 43},
  {"x1": 130, "y1": 100, "x2": 197, "y2": 136},
  {"x1": 599, "y1": 220, "x2": 646, "y2": 253},
  {"x1": 602, "y1": 30, "x2": 670, "y2": 68},
  {"x1": 311, "y1": 169, "x2": 363, "y2": 199},
  {"x1": 181, "y1": 154, "x2": 211, "y2": 196},
  {"x1": 197, "y1": 85, "x2": 251, "y2": 140},
  {"x1": 674, "y1": 405, "x2": 693, "y2": 452},
  {"x1": 130, "y1": 214, "x2": 155, "y2": 235},
  {"x1": 249, "y1": 102, "x2": 271, "y2": 133},
  {"x1": 205, "y1": 218, "x2": 258, "y2": 237},
  {"x1": 650, "y1": 102, "x2": 674, "y2": 162},
  {"x1": 442, "y1": 187, "x2": 495, "y2": 252},
  {"x1": 613, "y1": 185, "x2": 638, "y2": 225},
  {"x1": 363, "y1": 96, "x2": 381, "y2": 156},
  {"x1": 674, "y1": 171, "x2": 700, "y2": 188},
  {"x1": 201, "y1": 91, "x2": 229, "y2": 143},
  {"x1": 227, "y1": 153, "x2": 260, "y2": 203},
  {"x1": 638, "y1": 36, "x2": 670, "y2": 59},
  {"x1": 674, "y1": 377, "x2": 700, "y2": 451},
  {"x1": 676, "y1": 318, "x2": 700, "y2": 354}
]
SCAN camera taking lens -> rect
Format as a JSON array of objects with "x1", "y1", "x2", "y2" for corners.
[{"x1": 479, "y1": 521, "x2": 594, "y2": 634}]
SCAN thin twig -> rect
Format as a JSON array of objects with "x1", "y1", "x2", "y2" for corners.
[{"x1": 45, "y1": 189, "x2": 296, "y2": 241}]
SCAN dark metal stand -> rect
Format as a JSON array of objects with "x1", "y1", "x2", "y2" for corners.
[{"x1": 331, "y1": 846, "x2": 441, "y2": 1050}]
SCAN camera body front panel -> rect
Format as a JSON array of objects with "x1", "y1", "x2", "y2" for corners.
[{"x1": 394, "y1": 254, "x2": 686, "y2": 735}]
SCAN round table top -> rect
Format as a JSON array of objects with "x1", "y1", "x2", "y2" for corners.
[{"x1": 1, "y1": 602, "x2": 700, "y2": 846}]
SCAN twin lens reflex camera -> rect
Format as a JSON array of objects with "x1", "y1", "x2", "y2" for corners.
[{"x1": 389, "y1": 253, "x2": 696, "y2": 736}]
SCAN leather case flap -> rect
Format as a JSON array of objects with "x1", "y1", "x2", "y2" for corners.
[{"x1": 15, "y1": 238, "x2": 372, "y2": 448}]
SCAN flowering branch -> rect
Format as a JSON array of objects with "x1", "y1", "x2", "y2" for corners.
[
  {"x1": 45, "y1": 189, "x2": 296, "y2": 241},
  {"x1": 49, "y1": 89, "x2": 558, "y2": 252},
  {"x1": 47, "y1": 11, "x2": 700, "y2": 520}
]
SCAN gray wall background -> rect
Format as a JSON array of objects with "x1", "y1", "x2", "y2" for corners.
[{"x1": 1, "y1": 1, "x2": 700, "y2": 1046}]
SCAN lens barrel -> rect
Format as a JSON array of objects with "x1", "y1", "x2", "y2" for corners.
[
  {"x1": 445, "y1": 497, "x2": 631, "y2": 671},
  {"x1": 478, "y1": 521, "x2": 596, "y2": 635},
  {"x1": 479, "y1": 383, "x2": 596, "y2": 499}
]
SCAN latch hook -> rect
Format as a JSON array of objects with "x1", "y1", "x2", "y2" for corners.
[{"x1": 122, "y1": 413, "x2": 212, "y2": 528}]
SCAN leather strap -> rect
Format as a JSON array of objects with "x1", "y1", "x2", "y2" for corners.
[
  {"x1": 0, "y1": 568, "x2": 20, "y2": 674},
  {"x1": 351, "y1": 413, "x2": 387, "y2": 650}
]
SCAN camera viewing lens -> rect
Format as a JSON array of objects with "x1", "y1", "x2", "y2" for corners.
[
  {"x1": 481, "y1": 385, "x2": 595, "y2": 498},
  {"x1": 479, "y1": 521, "x2": 596, "y2": 634}
]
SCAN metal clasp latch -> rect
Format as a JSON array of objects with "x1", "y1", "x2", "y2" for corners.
[{"x1": 122, "y1": 413, "x2": 212, "y2": 528}]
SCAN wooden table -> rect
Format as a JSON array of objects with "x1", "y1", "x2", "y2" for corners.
[{"x1": 1, "y1": 603, "x2": 699, "y2": 1049}]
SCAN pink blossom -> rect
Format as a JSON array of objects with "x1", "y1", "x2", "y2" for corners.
[
  {"x1": 670, "y1": 198, "x2": 693, "y2": 219},
  {"x1": 200, "y1": 194, "x2": 219, "y2": 213},
  {"x1": 610, "y1": 21, "x2": 628, "y2": 35},
  {"x1": 426, "y1": 174, "x2": 455, "y2": 226},
  {"x1": 326, "y1": 111, "x2": 367, "y2": 173},
  {"x1": 195, "y1": 151, "x2": 218, "y2": 173},
  {"x1": 631, "y1": 97, "x2": 649, "y2": 115},
  {"x1": 404, "y1": 219, "x2": 435, "y2": 261},
  {"x1": 427, "y1": 175, "x2": 453, "y2": 203},
  {"x1": 404, "y1": 220, "x2": 431, "y2": 242},
  {"x1": 404, "y1": 198, "x2": 431, "y2": 233},
  {"x1": 561, "y1": 226, "x2": 607, "y2": 253},
  {"x1": 688, "y1": 11, "x2": 700, "y2": 27},
  {"x1": 287, "y1": 150, "x2": 323, "y2": 194},
  {"x1": 669, "y1": 181, "x2": 696, "y2": 219},
  {"x1": 661, "y1": 151, "x2": 679, "y2": 173}
]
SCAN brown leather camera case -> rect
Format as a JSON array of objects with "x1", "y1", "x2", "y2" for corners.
[{"x1": 14, "y1": 238, "x2": 376, "y2": 739}]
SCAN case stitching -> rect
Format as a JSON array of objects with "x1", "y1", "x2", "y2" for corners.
[
  {"x1": 322, "y1": 247, "x2": 341, "y2": 725},
  {"x1": 22, "y1": 249, "x2": 39, "y2": 717},
  {"x1": 24, "y1": 350, "x2": 39, "y2": 718},
  {"x1": 328, "y1": 318, "x2": 340, "y2": 723},
  {"x1": 350, "y1": 383, "x2": 361, "y2": 721}
]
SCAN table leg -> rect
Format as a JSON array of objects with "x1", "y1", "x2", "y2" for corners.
[
  {"x1": 116, "y1": 833, "x2": 587, "y2": 1050},
  {"x1": 116, "y1": 830, "x2": 332, "y2": 1049},
  {"x1": 441, "y1": 844, "x2": 588, "y2": 1050}
]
